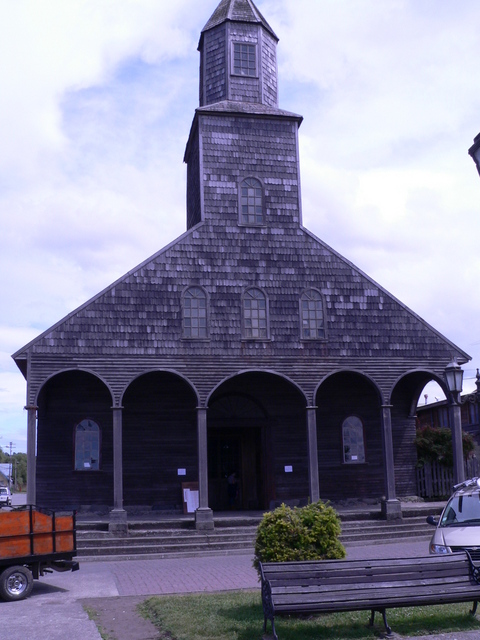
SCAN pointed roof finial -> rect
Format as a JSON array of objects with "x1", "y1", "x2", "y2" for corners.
[{"x1": 202, "y1": 0, "x2": 278, "y2": 41}]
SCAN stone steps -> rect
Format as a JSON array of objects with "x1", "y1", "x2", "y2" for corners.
[
  {"x1": 75, "y1": 506, "x2": 442, "y2": 560},
  {"x1": 340, "y1": 515, "x2": 434, "y2": 546}
]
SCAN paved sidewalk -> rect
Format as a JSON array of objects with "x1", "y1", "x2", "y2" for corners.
[{"x1": 2, "y1": 539, "x2": 480, "y2": 640}]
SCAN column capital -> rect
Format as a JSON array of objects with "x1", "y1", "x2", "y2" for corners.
[
  {"x1": 306, "y1": 405, "x2": 318, "y2": 411},
  {"x1": 381, "y1": 404, "x2": 393, "y2": 410},
  {"x1": 24, "y1": 405, "x2": 38, "y2": 411}
]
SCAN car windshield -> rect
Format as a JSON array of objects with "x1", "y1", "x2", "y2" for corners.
[
  {"x1": 0, "y1": 488, "x2": 6, "y2": 495},
  {"x1": 440, "y1": 493, "x2": 480, "y2": 526}
]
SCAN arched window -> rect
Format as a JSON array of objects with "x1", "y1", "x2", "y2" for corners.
[
  {"x1": 240, "y1": 178, "x2": 264, "y2": 225},
  {"x1": 300, "y1": 289, "x2": 325, "y2": 339},
  {"x1": 183, "y1": 287, "x2": 207, "y2": 338},
  {"x1": 75, "y1": 419, "x2": 100, "y2": 471},
  {"x1": 243, "y1": 288, "x2": 268, "y2": 339},
  {"x1": 342, "y1": 416, "x2": 366, "y2": 464}
]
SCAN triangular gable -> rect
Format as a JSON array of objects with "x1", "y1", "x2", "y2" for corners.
[{"x1": 13, "y1": 219, "x2": 471, "y2": 371}]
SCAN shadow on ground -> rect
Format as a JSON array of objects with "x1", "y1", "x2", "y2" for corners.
[{"x1": 81, "y1": 596, "x2": 160, "y2": 640}]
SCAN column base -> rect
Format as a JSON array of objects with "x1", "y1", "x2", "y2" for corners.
[
  {"x1": 108, "y1": 508, "x2": 128, "y2": 536},
  {"x1": 195, "y1": 507, "x2": 214, "y2": 531},
  {"x1": 381, "y1": 499, "x2": 402, "y2": 521}
]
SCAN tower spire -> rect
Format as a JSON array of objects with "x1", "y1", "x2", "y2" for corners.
[
  {"x1": 202, "y1": 0, "x2": 278, "y2": 41},
  {"x1": 198, "y1": 0, "x2": 279, "y2": 108}
]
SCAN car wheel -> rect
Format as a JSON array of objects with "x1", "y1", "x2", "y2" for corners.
[{"x1": 0, "y1": 566, "x2": 34, "y2": 601}]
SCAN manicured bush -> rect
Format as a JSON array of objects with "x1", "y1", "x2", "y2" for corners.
[
  {"x1": 253, "y1": 500, "x2": 346, "y2": 573},
  {"x1": 414, "y1": 425, "x2": 475, "y2": 468}
]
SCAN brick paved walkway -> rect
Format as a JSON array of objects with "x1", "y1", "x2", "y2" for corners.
[{"x1": 110, "y1": 552, "x2": 259, "y2": 596}]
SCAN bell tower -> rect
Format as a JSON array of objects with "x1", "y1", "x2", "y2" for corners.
[
  {"x1": 198, "y1": 0, "x2": 279, "y2": 107},
  {"x1": 185, "y1": 0, "x2": 303, "y2": 230}
]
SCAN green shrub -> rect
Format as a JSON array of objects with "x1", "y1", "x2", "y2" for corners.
[
  {"x1": 414, "y1": 424, "x2": 475, "y2": 468},
  {"x1": 253, "y1": 500, "x2": 346, "y2": 574}
]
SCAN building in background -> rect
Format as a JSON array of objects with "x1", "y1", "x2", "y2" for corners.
[{"x1": 417, "y1": 371, "x2": 480, "y2": 449}]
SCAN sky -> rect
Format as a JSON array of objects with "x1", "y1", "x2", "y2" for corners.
[{"x1": 1, "y1": 0, "x2": 480, "y2": 453}]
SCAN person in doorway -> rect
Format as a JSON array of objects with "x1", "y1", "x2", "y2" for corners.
[{"x1": 227, "y1": 471, "x2": 239, "y2": 508}]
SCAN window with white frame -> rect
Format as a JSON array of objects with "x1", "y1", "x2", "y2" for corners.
[
  {"x1": 183, "y1": 287, "x2": 207, "y2": 338},
  {"x1": 342, "y1": 416, "x2": 366, "y2": 464},
  {"x1": 75, "y1": 419, "x2": 100, "y2": 471},
  {"x1": 243, "y1": 288, "x2": 268, "y2": 339}
]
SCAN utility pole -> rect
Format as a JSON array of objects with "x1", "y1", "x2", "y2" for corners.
[{"x1": 6, "y1": 442, "x2": 15, "y2": 489}]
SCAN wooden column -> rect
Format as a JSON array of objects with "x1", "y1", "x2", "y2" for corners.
[
  {"x1": 306, "y1": 406, "x2": 320, "y2": 503},
  {"x1": 25, "y1": 405, "x2": 38, "y2": 506},
  {"x1": 195, "y1": 407, "x2": 213, "y2": 530},
  {"x1": 109, "y1": 406, "x2": 127, "y2": 535},
  {"x1": 380, "y1": 405, "x2": 401, "y2": 520}
]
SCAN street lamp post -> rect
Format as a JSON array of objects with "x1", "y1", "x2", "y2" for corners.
[
  {"x1": 468, "y1": 134, "x2": 480, "y2": 176},
  {"x1": 444, "y1": 360, "x2": 465, "y2": 485}
]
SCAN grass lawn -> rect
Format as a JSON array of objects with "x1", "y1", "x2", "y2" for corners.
[{"x1": 139, "y1": 589, "x2": 480, "y2": 640}]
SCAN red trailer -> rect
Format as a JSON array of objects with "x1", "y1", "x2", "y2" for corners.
[{"x1": 0, "y1": 506, "x2": 79, "y2": 601}]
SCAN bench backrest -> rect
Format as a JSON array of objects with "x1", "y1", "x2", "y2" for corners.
[{"x1": 260, "y1": 554, "x2": 480, "y2": 612}]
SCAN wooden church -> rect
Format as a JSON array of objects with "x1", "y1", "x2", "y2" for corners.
[{"x1": 13, "y1": 0, "x2": 470, "y2": 530}]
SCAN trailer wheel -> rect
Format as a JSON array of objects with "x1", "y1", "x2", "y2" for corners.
[{"x1": 0, "y1": 566, "x2": 34, "y2": 601}]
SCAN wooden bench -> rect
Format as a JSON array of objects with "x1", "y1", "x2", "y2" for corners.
[{"x1": 260, "y1": 553, "x2": 480, "y2": 639}]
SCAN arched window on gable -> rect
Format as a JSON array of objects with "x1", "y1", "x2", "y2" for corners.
[
  {"x1": 243, "y1": 288, "x2": 268, "y2": 339},
  {"x1": 183, "y1": 287, "x2": 207, "y2": 338},
  {"x1": 300, "y1": 289, "x2": 325, "y2": 339},
  {"x1": 75, "y1": 419, "x2": 100, "y2": 471},
  {"x1": 240, "y1": 177, "x2": 264, "y2": 225}
]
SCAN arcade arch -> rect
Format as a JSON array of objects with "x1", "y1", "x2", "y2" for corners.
[
  {"x1": 122, "y1": 371, "x2": 198, "y2": 508},
  {"x1": 36, "y1": 370, "x2": 113, "y2": 509},
  {"x1": 208, "y1": 372, "x2": 308, "y2": 510},
  {"x1": 315, "y1": 371, "x2": 383, "y2": 501}
]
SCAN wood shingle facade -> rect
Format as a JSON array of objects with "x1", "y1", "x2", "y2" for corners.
[{"x1": 13, "y1": 0, "x2": 470, "y2": 530}]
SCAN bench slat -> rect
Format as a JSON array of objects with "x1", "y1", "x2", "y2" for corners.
[
  {"x1": 272, "y1": 583, "x2": 480, "y2": 606},
  {"x1": 270, "y1": 574, "x2": 473, "y2": 595},
  {"x1": 268, "y1": 567, "x2": 470, "y2": 586},
  {"x1": 263, "y1": 558, "x2": 469, "y2": 580},
  {"x1": 262, "y1": 554, "x2": 466, "y2": 571}
]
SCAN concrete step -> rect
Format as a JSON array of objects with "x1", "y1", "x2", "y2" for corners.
[
  {"x1": 78, "y1": 532, "x2": 256, "y2": 550},
  {"x1": 77, "y1": 525, "x2": 256, "y2": 541},
  {"x1": 75, "y1": 511, "x2": 437, "y2": 560},
  {"x1": 78, "y1": 539, "x2": 255, "y2": 558}
]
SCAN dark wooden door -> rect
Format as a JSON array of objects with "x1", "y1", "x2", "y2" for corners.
[{"x1": 208, "y1": 428, "x2": 263, "y2": 510}]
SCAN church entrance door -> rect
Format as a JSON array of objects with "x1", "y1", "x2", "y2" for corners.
[{"x1": 208, "y1": 427, "x2": 263, "y2": 511}]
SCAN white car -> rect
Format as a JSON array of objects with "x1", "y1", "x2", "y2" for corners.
[
  {"x1": 427, "y1": 478, "x2": 480, "y2": 561},
  {"x1": 0, "y1": 487, "x2": 12, "y2": 507}
]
